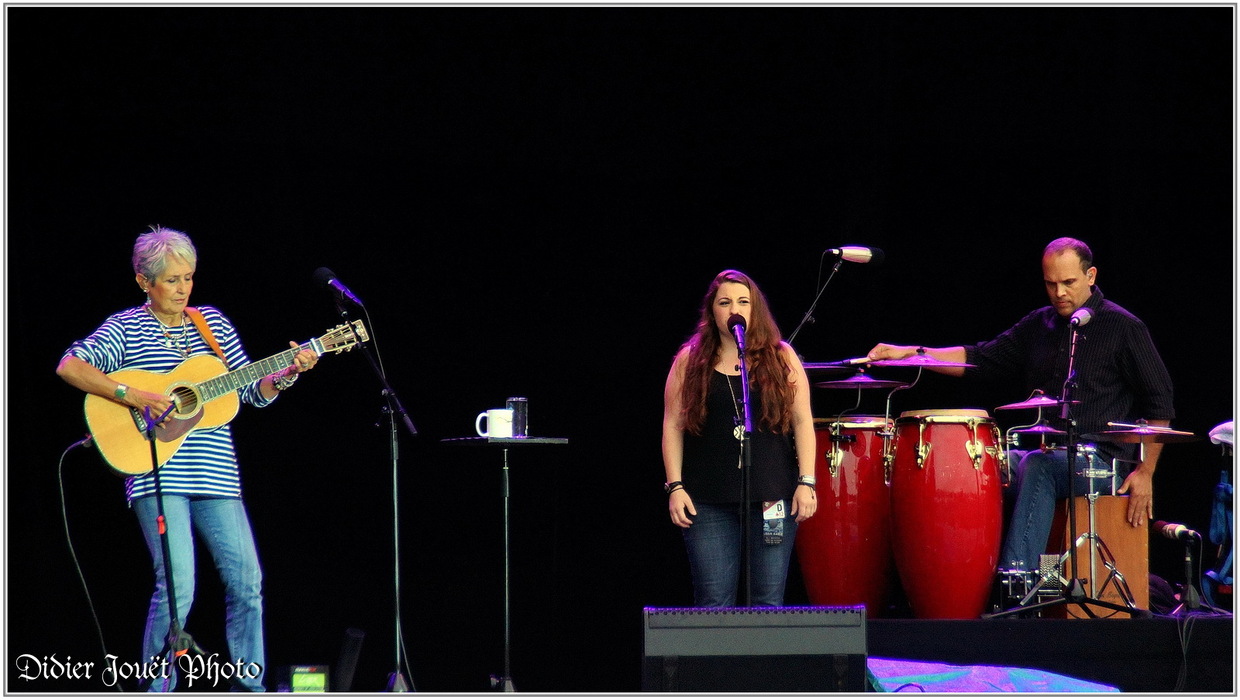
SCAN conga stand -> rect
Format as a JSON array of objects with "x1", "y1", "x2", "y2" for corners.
[
  {"x1": 441, "y1": 435, "x2": 569, "y2": 692},
  {"x1": 135, "y1": 406, "x2": 250, "y2": 692}
]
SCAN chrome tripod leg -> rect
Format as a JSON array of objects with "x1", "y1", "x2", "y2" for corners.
[{"x1": 1082, "y1": 533, "x2": 1138, "y2": 610}]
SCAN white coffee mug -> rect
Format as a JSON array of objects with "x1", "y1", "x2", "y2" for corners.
[{"x1": 476, "y1": 408, "x2": 514, "y2": 438}]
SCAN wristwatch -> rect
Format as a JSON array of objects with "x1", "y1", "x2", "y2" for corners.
[{"x1": 114, "y1": 384, "x2": 128, "y2": 400}]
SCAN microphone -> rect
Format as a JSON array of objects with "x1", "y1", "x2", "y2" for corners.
[
  {"x1": 314, "y1": 267, "x2": 364, "y2": 306},
  {"x1": 827, "y1": 246, "x2": 885, "y2": 265},
  {"x1": 728, "y1": 313, "x2": 747, "y2": 351},
  {"x1": 1154, "y1": 520, "x2": 1200, "y2": 542},
  {"x1": 1070, "y1": 307, "x2": 1093, "y2": 328}
]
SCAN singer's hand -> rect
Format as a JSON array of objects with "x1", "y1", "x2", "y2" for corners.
[
  {"x1": 669, "y1": 489, "x2": 696, "y2": 528},
  {"x1": 792, "y1": 485, "x2": 817, "y2": 522},
  {"x1": 1117, "y1": 469, "x2": 1154, "y2": 527},
  {"x1": 288, "y1": 341, "x2": 319, "y2": 374}
]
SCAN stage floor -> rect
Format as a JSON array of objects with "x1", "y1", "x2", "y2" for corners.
[{"x1": 867, "y1": 614, "x2": 1234, "y2": 693}]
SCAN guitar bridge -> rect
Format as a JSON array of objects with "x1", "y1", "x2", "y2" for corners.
[{"x1": 129, "y1": 408, "x2": 151, "y2": 434}]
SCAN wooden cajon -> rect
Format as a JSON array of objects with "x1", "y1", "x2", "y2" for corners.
[{"x1": 1045, "y1": 495, "x2": 1149, "y2": 617}]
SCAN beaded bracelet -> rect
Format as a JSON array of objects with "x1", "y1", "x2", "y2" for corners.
[{"x1": 273, "y1": 369, "x2": 299, "y2": 391}]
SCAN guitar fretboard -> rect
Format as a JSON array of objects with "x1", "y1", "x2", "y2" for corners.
[{"x1": 196, "y1": 341, "x2": 319, "y2": 402}]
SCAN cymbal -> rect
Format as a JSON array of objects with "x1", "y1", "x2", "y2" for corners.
[
  {"x1": 1081, "y1": 427, "x2": 1199, "y2": 444},
  {"x1": 996, "y1": 395, "x2": 1078, "y2": 411},
  {"x1": 1012, "y1": 424, "x2": 1068, "y2": 437},
  {"x1": 802, "y1": 362, "x2": 860, "y2": 373},
  {"x1": 814, "y1": 374, "x2": 909, "y2": 390},
  {"x1": 869, "y1": 355, "x2": 974, "y2": 368}
]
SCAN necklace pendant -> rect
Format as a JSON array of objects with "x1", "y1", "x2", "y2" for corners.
[{"x1": 733, "y1": 424, "x2": 744, "y2": 442}]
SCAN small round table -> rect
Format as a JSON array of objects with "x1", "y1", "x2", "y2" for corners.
[{"x1": 441, "y1": 436, "x2": 569, "y2": 692}]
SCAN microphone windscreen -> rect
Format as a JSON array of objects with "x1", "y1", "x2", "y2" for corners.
[
  {"x1": 868, "y1": 248, "x2": 886, "y2": 265},
  {"x1": 728, "y1": 313, "x2": 747, "y2": 331},
  {"x1": 313, "y1": 267, "x2": 337, "y2": 286}
]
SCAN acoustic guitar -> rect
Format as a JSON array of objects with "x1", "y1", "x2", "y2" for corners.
[{"x1": 83, "y1": 320, "x2": 368, "y2": 476}]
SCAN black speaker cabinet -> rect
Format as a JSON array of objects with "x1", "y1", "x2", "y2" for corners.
[{"x1": 641, "y1": 606, "x2": 867, "y2": 692}]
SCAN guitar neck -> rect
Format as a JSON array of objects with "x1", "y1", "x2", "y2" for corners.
[{"x1": 196, "y1": 341, "x2": 319, "y2": 402}]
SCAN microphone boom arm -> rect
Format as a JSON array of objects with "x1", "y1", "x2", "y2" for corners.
[{"x1": 787, "y1": 256, "x2": 844, "y2": 345}]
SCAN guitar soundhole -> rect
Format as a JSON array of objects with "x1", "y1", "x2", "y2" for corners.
[{"x1": 171, "y1": 386, "x2": 200, "y2": 415}]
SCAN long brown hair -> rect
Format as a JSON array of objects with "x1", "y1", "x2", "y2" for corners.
[{"x1": 677, "y1": 269, "x2": 796, "y2": 435}]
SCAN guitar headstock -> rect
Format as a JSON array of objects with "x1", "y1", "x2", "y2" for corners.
[{"x1": 314, "y1": 320, "x2": 370, "y2": 355}]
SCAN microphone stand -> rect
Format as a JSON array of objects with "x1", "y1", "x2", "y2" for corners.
[
  {"x1": 135, "y1": 406, "x2": 252, "y2": 692},
  {"x1": 987, "y1": 319, "x2": 1143, "y2": 619},
  {"x1": 330, "y1": 299, "x2": 418, "y2": 692},
  {"x1": 1170, "y1": 533, "x2": 1228, "y2": 616},
  {"x1": 734, "y1": 323, "x2": 755, "y2": 606},
  {"x1": 786, "y1": 254, "x2": 844, "y2": 345}
]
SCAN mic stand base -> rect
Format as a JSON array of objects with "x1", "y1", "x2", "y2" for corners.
[{"x1": 385, "y1": 671, "x2": 411, "y2": 692}]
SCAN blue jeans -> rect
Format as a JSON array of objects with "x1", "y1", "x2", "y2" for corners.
[
  {"x1": 1000, "y1": 447, "x2": 1122, "y2": 573},
  {"x1": 133, "y1": 496, "x2": 265, "y2": 692},
  {"x1": 681, "y1": 501, "x2": 799, "y2": 607}
]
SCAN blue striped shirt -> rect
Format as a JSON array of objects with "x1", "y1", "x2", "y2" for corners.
[{"x1": 63, "y1": 305, "x2": 275, "y2": 501}]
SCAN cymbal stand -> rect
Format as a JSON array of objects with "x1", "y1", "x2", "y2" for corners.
[
  {"x1": 878, "y1": 370, "x2": 919, "y2": 484},
  {"x1": 1002, "y1": 411, "x2": 1057, "y2": 486}
]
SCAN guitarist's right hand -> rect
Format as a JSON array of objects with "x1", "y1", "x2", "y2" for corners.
[
  {"x1": 57, "y1": 356, "x2": 177, "y2": 425},
  {"x1": 124, "y1": 388, "x2": 176, "y2": 425}
]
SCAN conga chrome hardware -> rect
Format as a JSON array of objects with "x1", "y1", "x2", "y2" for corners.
[
  {"x1": 964, "y1": 418, "x2": 985, "y2": 470},
  {"x1": 916, "y1": 420, "x2": 930, "y2": 467},
  {"x1": 801, "y1": 415, "x2": 899, "y2": 616},
  {"x1": 991, "y1": 424, "x2": 1010, "y2": 485},
  {"x1": 825, "y1": 425, "x2": 846, "y2": 477}
]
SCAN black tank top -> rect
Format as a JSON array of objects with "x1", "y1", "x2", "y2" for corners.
[{"x1": 681, "y1": 371, "x2": 797, "y2": 503}]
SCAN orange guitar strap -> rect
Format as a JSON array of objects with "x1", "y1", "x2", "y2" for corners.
[{"x1": 185, "y1": 307, "x2": 228, "y2": 366}]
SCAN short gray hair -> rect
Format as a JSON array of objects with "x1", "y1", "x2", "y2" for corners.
[{"x1": 133, "y1": 225, "x2": 197, "y2": 280}]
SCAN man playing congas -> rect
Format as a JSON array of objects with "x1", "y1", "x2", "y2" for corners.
[{"x1": 866, "y1": 237, "x2": 1175, "y2": 584}]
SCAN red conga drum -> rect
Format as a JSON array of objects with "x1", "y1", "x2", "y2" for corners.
[
  {"x1": 890, "y1": 409, "x2": 1004, "y2": 619},
  {"x1": 796, "y1": 416, "x2": 899, "y2": 617}
]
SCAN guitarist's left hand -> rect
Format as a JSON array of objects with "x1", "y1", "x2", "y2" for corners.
[
  {"x1": 289, "y1": 341, "x2": 319, "y2": 375},
  {"x1": 262, "y1": 342, "x2": 320, "y2": 399}
]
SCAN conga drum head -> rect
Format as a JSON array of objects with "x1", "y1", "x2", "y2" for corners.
[{"x1": 897, "y1": 408, "x2": 992, "y2": 423}]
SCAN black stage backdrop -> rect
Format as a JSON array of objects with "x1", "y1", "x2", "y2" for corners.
[{"x1": 6, "y1": 6, "x2": 1235, "y2": 694}]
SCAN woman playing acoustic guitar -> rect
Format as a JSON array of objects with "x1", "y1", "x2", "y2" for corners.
[{"x1": 56, "y1": 225, "x2": 319, "y2": 692}]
